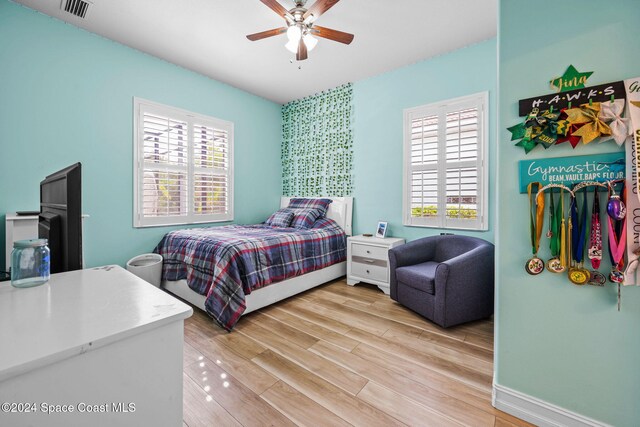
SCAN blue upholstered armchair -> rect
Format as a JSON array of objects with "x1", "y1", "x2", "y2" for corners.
[{"x1": 389, "y1": 235, "x2": 494, "y2": 328}]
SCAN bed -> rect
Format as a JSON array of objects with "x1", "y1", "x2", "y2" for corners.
[{"x1": 158, "y1": 196, "x2": 353, "y2": 330}]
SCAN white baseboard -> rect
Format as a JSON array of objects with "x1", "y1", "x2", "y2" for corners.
[{"x1": 492, "y1": 383, "x2": 611, "y2": 427}]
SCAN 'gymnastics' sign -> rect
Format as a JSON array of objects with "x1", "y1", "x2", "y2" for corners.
[{"x1": 518, "y1": 152, "x2": 625, "y2": 193}]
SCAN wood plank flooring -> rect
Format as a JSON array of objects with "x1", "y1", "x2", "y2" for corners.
[{"x1": 182, "y1": 279, "x2": 531, "y2": 427}]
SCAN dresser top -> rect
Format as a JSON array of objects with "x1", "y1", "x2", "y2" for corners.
[
  {"x1": 349, "y1": 234, "x2": 405, "y2": 246},
  {"x1": 0, "y1": 265, "x2": 192, "y2": 382}
]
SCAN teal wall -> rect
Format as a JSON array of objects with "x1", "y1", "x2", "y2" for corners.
[
  {"x1": 351, "y1": 39, "x2": 497, "y2": 241},
  {"x1": 496, "y1": 1, "x2": 640, "y2": 425},
  {"x1": 0, "y1": 1, "x2": 282, "y2": 271}
]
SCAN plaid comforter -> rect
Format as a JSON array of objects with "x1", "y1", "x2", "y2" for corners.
[{"x1": 154, "y1": 218, "x2": 346, "y2": 330}]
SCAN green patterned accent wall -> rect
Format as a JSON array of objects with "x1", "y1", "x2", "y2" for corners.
[{"x1": 282, "y1": 83, "x2": 353, "y2": 196}]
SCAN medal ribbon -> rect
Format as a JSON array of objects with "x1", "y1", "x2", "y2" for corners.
[
  {"x1": 608, "y1": 184, "x2": 627, "y2": 269},
  {"x1": 528, "y1": 183, "x2": 544, "y2": 255},
  {"x1": 571, "y1": 189, "x2": 588, "y2": 265},
  {"x1": 578, "y1": 188, "x2": 588, "y2": 264},
  {"x1": 608, "y1": 216, "x2": 627, "y2": 266},
  {"x1": 560, "y1": 189, "x2": 567, "y2": 268},
  {"x1": 549, "y1": 190, "x2": 560, "y2": 256},
  {"x1": 589, "y1": 186, "x2": 602, "y2": 269}
]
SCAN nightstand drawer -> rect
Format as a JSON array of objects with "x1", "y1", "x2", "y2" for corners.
[
  {"x1": 352, "y1": 255, "x2": 387, "y2": 268},
  {"x1": 350, "y1": 262, "x2": 387, "y2": 283},
  {"x1": 351, "y1": 243, "x2": 388, "y2": 260}
]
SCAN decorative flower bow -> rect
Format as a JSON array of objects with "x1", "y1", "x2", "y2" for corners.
[
  {"x1": 509, "y1": 108, "x2": 562, "y2": 153},
  {"x1": 597, "y1": 99, "x2": 631, "y2": 146},
  {"x1": 565, "y1": 103, "x2": 612, "y2": 144},
  {"x1": 555, "y1": 109, "x2": 585, "y2": 148}
]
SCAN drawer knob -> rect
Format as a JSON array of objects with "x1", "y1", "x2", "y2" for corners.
[
  {"x1": 366, "y1": 270, "x2": 370, "y2": 274},
  {"x1": 366, "y1": 250, "x2": 371, "y2": 254}
]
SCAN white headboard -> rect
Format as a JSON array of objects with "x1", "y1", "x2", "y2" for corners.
[{"x1": 280, "y1": 196, "x2": 353, "y2": 236}]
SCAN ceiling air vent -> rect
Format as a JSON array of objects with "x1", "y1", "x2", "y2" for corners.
[{"x1": 61, "y1": 0, "x2": 91, "y2": 18}]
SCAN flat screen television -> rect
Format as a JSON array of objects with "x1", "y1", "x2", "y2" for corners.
[{"x1": 39, "y1": 163, "x2": 82, "y2": 273}]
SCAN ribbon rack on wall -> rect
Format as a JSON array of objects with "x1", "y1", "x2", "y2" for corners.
[{"x1": 509, "y1": 68, "x2": 640, "y2": 305}]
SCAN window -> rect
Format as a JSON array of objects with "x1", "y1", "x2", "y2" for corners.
[
  {"x1": 133, "y1": 98, "x2": 233, "y2": 227},
  {"x1": 403, "y1": 92, "x2": 488, "y2": 230}
]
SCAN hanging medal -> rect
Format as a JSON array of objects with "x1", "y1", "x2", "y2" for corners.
[
  {"x1": 546, "y1": 189, "x2": 564, "y2": 273},
  {"x1": 568, "y1": 188, "x2": 590, "y2": 285},
  {"x1": 587, "y1": 186, "x2": 606, "y2": 286},
  {"x1": 525, "y1": 182, "x2": 545, "y2": 275},
  {"x1": 607, "y1": 182, "x2": 626, "y2": 220},
  {"x1": 589, "y1": 270, "x2": 607, "y2": 287}
]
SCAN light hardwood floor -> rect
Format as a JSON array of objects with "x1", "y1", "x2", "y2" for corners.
[{"x1": 181, "y1": 279, "x2": 531, "y2": 427}]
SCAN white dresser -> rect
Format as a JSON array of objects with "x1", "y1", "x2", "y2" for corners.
[
  {"x1": 0, "y1": 266, "x2": 192, "y2": 426},
  {"x1": 347, "y1": 235, "x2": 405, "y2": 294}
]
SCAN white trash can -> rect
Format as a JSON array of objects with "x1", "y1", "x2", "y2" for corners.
[{"x1": 126, "y1": 253, "x2": 163, "y2": 287}]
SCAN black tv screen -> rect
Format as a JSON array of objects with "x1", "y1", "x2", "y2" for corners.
[{"x1": 39, "y1": 163, "x2": 82, "y2": 273}]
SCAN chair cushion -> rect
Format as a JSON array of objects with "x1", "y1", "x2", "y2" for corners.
[{"x1": 395, "y1": 261, "x2": 439, "y2": 295}]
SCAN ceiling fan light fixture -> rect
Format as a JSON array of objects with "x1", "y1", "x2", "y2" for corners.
[
  {"x1": 247, "y1": 0, "x2": 354, "y2": 61},
  {"x1": 285, "y1": 39, "x2": 299, "y2": 53},
  {"x1": 286, "y1": 25, "x2": 302, "y2": 42},
  {"x1": 303, "y1": 33, "x2": 317, "y2": 51}
]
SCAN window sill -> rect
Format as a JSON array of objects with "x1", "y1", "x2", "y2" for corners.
[
  {"x1": 134, "y1": 218, "x2": 234, "y2": 229},
  {"x1": 403, "y1": 222, "x2": 488, "y2": 232}
]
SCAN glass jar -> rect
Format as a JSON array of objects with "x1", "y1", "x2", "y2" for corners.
[{"x1": 11, "y1": 239, "x2": 50, "y2": 288}]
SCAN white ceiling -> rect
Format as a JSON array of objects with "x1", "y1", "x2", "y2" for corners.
[{"x1": 15, "y1": 0, "x2": 497, "y2": 105}]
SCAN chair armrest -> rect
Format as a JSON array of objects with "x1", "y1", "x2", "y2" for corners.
[
  {"x1": 434, "y1": 244, "x2": 495, "y2": 327},
  {"x1": 441, "y1": 245, "x2": 492, "y2": 270},
  {"x1": 440, "y1": 245, "x2": 494, "y2": 286}
]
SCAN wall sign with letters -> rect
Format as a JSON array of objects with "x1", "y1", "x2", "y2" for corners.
[
  {"x1": 518, "y1": 152, "x2": 625, "y2": 193},
  {"x1": 518, "y1": 81, "x2": 626, "y2": 116}
]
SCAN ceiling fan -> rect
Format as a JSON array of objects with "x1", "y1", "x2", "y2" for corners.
[{"x1": 246, "y1": 0, "x2": 354, "y2": 61}]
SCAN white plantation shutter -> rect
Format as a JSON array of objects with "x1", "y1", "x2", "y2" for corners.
[
  {"x1": 141, "y1": 113, "x2": 188, "y2": 218},
  {"x1": 403, "y1": 92, "x2": 488, "y2": 230},
  {"x1": 193, "y1": 124, "x2": 230, "y2": 216},
  {"x1": 409, "y1": 114, "x2": 440, "y2": 220},
  {"x1": 134, "y1": 98, "x2": 234, "y2": 227}
]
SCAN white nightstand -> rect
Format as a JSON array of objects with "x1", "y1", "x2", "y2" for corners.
[{"x1": 347, "y1": 235, "x2": 405, "y2": 295}]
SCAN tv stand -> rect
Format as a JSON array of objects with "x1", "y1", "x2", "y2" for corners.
[{"x1": 0, "y1": 266, "x2": 192, "y2": 426}]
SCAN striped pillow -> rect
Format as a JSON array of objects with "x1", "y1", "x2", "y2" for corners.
[
  {"x1": 266, "y1": 209, "x2": 294, "y2": 228},
  {"x1": 290, "y1": 208, "x2": 323, "y2": 229},
  {"x1": 287, "y1": 198, "x2": 333, "y2": 217}
]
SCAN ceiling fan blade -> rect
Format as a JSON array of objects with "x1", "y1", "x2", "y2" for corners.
[
  {"x1": 296, "y1": 38, "x2": 308, "y2": 61},
  {"x1": 311, "y1": 25, "x2": 354, "y2": 44},
  {"x1": 303, "y1": 0, "x2": 340, "y2": 21},
  {"x1": 246, "y1": 27, "x2": 287, "y2": 41},
  {"x1": 259, "y1": 0, "x2": 292, "y2": 20}
]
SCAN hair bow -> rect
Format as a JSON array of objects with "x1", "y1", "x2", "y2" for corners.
[
  {"x1": 596, "y1": 99, "x2": 631, "y2": 146},
  {"x1": 566, "y1": 103, "x2": 612, "y2": 144}
]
